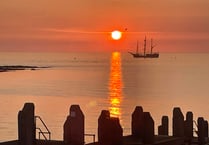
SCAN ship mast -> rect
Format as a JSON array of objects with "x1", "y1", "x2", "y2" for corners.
[
  {"x1": 136, "y1": 41, "x2": 139, "y2": 54},
  {"x1": 151, "y1": 38, "x2": 156, "y2": 54},
  {"x1": 144, "y1": 36, "x2": 146, "y2": 56},
  {"x1": 151, "y1": 38, "x2": 153, "y2": 54}
]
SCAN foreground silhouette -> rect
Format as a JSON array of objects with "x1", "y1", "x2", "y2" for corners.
[{"x1": 1, "y1": 103, "x2": 209, "y2": 145}]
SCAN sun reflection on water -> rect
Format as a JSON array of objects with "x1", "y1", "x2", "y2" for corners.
[{"x1": 109, "y1": 52, "x2": 123, "y2": 118}]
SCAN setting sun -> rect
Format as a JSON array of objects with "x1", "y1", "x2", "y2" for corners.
[{"x1": 111, "y1": 30, "x2": 122, "y2": 40}]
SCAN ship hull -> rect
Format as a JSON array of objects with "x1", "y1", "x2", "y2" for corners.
[{"x1": 129, "y1": 52, "x2": 159, "y2": 58}]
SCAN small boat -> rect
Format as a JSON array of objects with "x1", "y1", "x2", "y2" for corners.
[{"x1": 128, "y1": 36, "x2": 159, "y2": 58}]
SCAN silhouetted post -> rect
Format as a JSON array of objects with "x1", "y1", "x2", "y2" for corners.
[
  {"x1": 18, "y1": 103, "x2": 36, "y2": 145},
  {"x1": 64, "y1": 105, "x2": 84, "y2": 145},
  {"x1": 98, "y1": 110, "x2": 123, "y2": 145},
  {"x1": 98, "y1": 110, "x2": 110, "y2": 145},
  {"x1": 142, "y1": 112, "x2": 155, "y2": 144},
  {"x1": 204, "y1": 120, "x2": 208, "y2": 137},
  {"x1": 18, "y1": 111, "x2": 23, "y2": 145},
  {"x1": 110, "y1": 117, "x2": 123, "y2": 145},
  {"x1": 198, "y1": 117, "x2": 205, "y2": 145},
  {"x1": 158, "y1": 116, "x2": 168, "y2": 135},
  {"x1": 184, "y1": 111, "x2": 193, "y2": 143},
  {"x1": 131, "y1": 106, "x2": 144, "y2": 138},
  {"x1": 173, "y1": 107, "x2": 184, "y2": 137}
]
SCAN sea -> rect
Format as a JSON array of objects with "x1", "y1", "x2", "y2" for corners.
[{"x1": 1, "y1": 52, "x2": 209, "y2": 142}]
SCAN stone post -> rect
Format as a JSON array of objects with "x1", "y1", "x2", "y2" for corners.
[
  {"x1": 158, "y1": 116, "x2": 168, "y2": 135},
  {"x1": 110, "y1": 117, "x2": 123, "y2": 145},
  {"x1": 64, "y1": 105, "x2": 84, "y2": 145},
  {"x1": 131, "y1": 106, "x2": 144, "y2": 138},
  {"x1": 173, "y1": 107, "x2": 184, "y2": 137},
  {"x1": 142, "y1": 112, "x2": 155, "y2": 144},
  {"x1": 204, "y1": 120, "x2": 208, "y2": 138},
  {"x1": 98, "y1": 110, "x2": 110, "y2": 144},
  {"x1": 98, "y1": 110, "x2": 123, "y2": 145},
  {"x1": 184, "y1": 111, "x2": 193, "y2": 143},
  {"x1": 198, "y1": 117, "x2": 205, "y2": 145},
  {"x1": 18, "y1": 103, "x2": 36, "y2": 145},
  {"x1": 18, "y1": 111, "x2": 23, "y2": 145}
]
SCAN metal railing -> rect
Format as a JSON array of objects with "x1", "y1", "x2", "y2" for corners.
[
  {"x1": 193, "y1": 120, "x2": 198, "y2": 136},
  {"x1": 85, "y1": 134, "x2": 95, "y2": 143},
  {"x1": 35, "y1": 116, "x2": 51, "y2": 140}
]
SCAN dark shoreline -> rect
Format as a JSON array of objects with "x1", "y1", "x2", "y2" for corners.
[{"x1": 0, "y1": 65, "x2": 50, "y2": 72}]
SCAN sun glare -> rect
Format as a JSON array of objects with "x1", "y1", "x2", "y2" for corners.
[{"x1": 111, "y1": 30, "x2": 122, "y2": 40}]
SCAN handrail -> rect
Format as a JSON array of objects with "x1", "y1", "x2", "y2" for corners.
[
  {"x1": 85, "y1": 134, "x2": 95, "y2": 143},
  {"x1": 35, "y1": 116, "x2": 51, "y2": 140},
  {"x1": 193, "y1": 120, "x2": 198, "y2": 136},
  {"x1": 193, "y1": 120, "x2": 198, "y2": 127},
  {"x1": 36, "y1": 127, "x2": 48, "y2": 140}
]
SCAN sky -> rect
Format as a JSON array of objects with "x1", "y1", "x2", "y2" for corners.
[{"x1": 0, "y1": 0, "x2": 209, "y2": 52}]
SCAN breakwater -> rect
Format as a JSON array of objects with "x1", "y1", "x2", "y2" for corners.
[
  {"x1": 0, "y1": 65, "x2": 50, "y2": 72},
  {"x1": 1, "y1": 102, "x2": 209, "y2": 145}
]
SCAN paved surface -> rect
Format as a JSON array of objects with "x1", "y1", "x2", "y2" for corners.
[{"x1": 1, "y1": 136, "x2": 209, "y2": 145}]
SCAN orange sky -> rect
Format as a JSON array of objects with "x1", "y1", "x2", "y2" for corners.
[{"x1": 0, "y1": 0, "x2": 209, "y2": 52}]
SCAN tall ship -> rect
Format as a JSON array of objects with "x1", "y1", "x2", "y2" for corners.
[{"x1": 128, "y1": 36, "x2": 159, "y2": 58}]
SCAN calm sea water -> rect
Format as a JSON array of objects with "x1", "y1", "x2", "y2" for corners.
[{"x1": 1, "y1": 52, "x2": 209, "y2": 142}]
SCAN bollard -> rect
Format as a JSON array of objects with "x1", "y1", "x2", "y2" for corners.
[
  {"x1": 158, "y1": 116, "x2": 168, "y2": 135},
  {"x1": 184, "y1": 111, "x2": 193, "y2": 143},
  {"x1": 98, "y1": 110, "x2": 123, "y2": 145},
  {"x1": 204, "y1": 120, "x2": 208, "y2": 138},
  {"x1": 198, "y1": 117, "x2": 205, "y2": 145},
  {"x1": 98, "y1": 110, "x2": 110, "y2": 144},
  {"x1": 173, "y1": 107, "x2": 184, "y2": 137},
  {"x1": 131, "y1": 106, "x2": 144, "y2": 138},
  {"x1": 142, "y1": 112, "x2": 155, "y2": 144},
  {"x1": 18, "y1": 103, "x2": 36, "y2": 145},
  {"x1": 18, "y1": 111, "x2": 23, "y2": 145},
  {"x1": 64, "y1": 105, "x2": 84, "y2": 145},
  {"x1": 110, "y1": 117, "x2": 123, "y2": 145}
]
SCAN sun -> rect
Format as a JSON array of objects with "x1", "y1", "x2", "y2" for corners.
[{"x1": 111, "y1": 30, "x2": 122, "y2": 40}]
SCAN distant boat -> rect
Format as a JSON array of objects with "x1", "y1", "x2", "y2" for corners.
[{"x1": 128, "y1": 36, "x2": 159, "y2": 58}]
